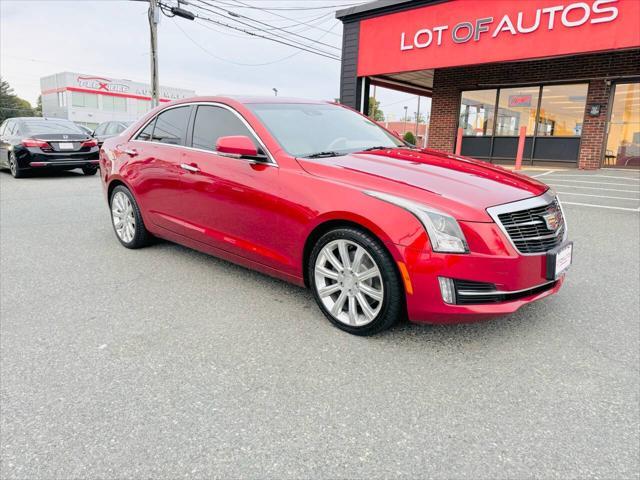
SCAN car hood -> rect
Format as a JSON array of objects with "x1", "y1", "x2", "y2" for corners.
[{"x1": 296, "y1": 148, "x2": 549, "y2": 222}]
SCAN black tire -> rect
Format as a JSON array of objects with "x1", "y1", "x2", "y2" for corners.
[
  {"x1": 309, "y1": 227, "x2": 404, "y2": 336},
  {"x1": 82, "y1": 166, "x2": 98, "y2": 176},
  {"x1": 109, "y1": 185, "x2": 151, "y2": 249},
  {"x1": 8, "y1": 153, "x2": 25, "y2": 178}
]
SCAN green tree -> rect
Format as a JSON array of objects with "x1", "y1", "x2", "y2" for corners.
[
  {"x1": 0, "y1": 78, "x2": 35, "y2": 123},
  {"x1": 34, "y1": 95, "x2": 42, "y2": 117},
  {"x1": 403, "y1": 131, "x2": 416, "y2": 145},
  {"x1": 368, "y1": 97, "x2": 385, "y2": 121}
]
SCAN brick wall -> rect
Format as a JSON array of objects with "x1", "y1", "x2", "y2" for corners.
[{"x1": 428, "y1": 49, "x2": 640, "y2": 169}]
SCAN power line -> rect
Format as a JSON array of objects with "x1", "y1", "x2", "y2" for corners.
[
  {"x1": 223, "y1": 0, "x2": 344, "y2": 36},
  {"x1": 175, "y1": 14, "x2": 341, "y2": 66},
  {"x1": 191, "y1": 12, "x2": 340, "y2": 61},
  {"x1": 190, "y1": 0, "x2": 341, "y2": 51},
  {"x1": 212, "y1": 1, "x2": 365, "y2": 11}
]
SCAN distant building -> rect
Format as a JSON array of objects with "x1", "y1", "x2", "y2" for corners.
[{"x1": 40, "y1": 72, "x2": 195, "y2": 130}]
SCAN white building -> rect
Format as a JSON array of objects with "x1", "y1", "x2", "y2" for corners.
[{"x1": 40, "y1": 72, "x2": 196, "y2": 130}]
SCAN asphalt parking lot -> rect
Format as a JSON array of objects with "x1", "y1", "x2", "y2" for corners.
[{"x1": 1, "y1": 168, "x2": 638, "y2": 479}]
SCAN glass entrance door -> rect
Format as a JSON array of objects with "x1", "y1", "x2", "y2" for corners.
[{"x1": 604, "y1": 82, "x2": 640, "y2": 168}]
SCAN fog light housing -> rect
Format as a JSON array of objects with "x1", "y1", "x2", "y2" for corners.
[{"x1": 438, "y1": 277, "x2": 456, "y2": 305}]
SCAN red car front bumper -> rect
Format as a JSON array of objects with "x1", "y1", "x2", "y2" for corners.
[{"x1": 398, "y1": 221, "x2": 567, "y2": 324}]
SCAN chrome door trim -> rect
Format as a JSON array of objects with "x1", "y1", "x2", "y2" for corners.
[{"x1": 129, "y1": 101, "x2": 278, "y2": 167}]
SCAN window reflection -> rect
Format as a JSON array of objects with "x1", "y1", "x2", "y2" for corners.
[
  {"x1": 459, "y1": 89, "x2": 495, "y2": 136},
  {"x1": 495, "y1": 87, "x2": 539, "y2": 136},
  {"x1": 538, "y1": 84, "x2": 588, "y2": 137}
]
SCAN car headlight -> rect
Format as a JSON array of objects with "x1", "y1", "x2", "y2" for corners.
[{"x1": 364, "y1": 191, "x2": 469, "y2": 253}]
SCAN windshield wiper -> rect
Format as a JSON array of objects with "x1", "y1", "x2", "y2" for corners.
[
  {"x1": 303, "y1": 151, "x2": 344, "y2": 158},
  {"x1": 360, "y1": 145, "x2": 412, "y2": 152}
]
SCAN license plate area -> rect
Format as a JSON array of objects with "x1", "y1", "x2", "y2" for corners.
[
  {"x1": 546, "y1": 242, "x2": 573, "y2": 280},
  {"x1": 58, "y1": 142, "x2": 74, "y2": 150}
]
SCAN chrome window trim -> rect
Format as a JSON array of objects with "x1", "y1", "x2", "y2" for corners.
[
  {"x1": 130, "y1": 101, "x2": 278, "y2": 167},
  {"x1": 486, "y1": 190, "x2": 568, "y2": 256}
]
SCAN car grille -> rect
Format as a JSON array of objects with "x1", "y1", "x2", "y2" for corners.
[{"x1": 497, "y1": 198, "x2": 565, "y2": 254}]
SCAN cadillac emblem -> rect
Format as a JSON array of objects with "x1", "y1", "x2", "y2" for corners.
[{"x1": 542, "y1": 207, "x2": 562, "y2": 231}]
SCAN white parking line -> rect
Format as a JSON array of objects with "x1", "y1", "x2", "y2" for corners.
[
  {"x1": 545, "y1": 178, "x2": 640, "y2": 187},
  {"x1": 557, "y1": 191, "x2": 640, "y2": 201},
  {"x1": 549, "y1": 174, "x2": 640, "y2": 181},
  {"x1": 531, "y1": 170, "x2": 553, "y2": 178},
  {"x1": 546, "y1": 183, "x2": 640, "y2": 194},
  {"x1": 561, "y1": 201, "x2": 640, "y2": 212}
]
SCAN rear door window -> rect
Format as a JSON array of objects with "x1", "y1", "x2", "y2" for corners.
[
  {"x1": 151, "y1": 106, "x2": 191, "y2": 145},
  {"x1": 191, "y1": 105, "x2": 257, "y2": 152}
]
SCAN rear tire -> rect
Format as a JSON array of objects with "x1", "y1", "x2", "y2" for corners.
[
  {"x1": 82, "y1": 166, "x2": 98, "y2": 176},
  {"x1": 309, "y1": 227, "x2": 404, "y2": 336},
  {"x1": 9, "y1": 153, "x2": 25, "y2": 178},
  {"x1": 109, "y1": 185, "x2": 151, "y2": 249}
]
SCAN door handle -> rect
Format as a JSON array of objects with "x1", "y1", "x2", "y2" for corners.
[
  {"x1": 122, "y1": 148, "x2": 138, "y2": 157},
  {"x1": 180, "y1": 163, "x2": 200, "y2": 173}
]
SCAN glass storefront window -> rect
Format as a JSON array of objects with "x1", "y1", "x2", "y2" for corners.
[
  {"x1": 495, "y1": 87, "x2": 539, "y2": 136},
  {"x1": 538, "y1": 84, "x2": 588, "y2": 136},
  {"x1": 459, "y1": 89, "x2": 496, "y2": 136},
  {"x1": 71, "y1": 92, "x2": 98, "y2": 109},
  {"x1": 102, "y1": 95, "x2": 127, "y2": 112},
  {"x1": 605, "y1": 82, "x2": 640, "y2": 167}
]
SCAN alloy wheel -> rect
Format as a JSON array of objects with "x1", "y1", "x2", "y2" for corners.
[
  {"x1": 314, "y1": 239, "x2": 384, "y2": 327},
  {"x1": 9, "y1": 154, "x2": 17, "y2": 176},
  {"x1": 111, "y1": 191, "x2": 136, "y2": 243}
]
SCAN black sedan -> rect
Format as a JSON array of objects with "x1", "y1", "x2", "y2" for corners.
[{"x1": 0, "y1": 117, "x2": 99, "y2": 178}]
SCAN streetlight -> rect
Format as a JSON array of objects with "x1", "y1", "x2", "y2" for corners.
[
  {"x1": 403, "y1": 106, "x2": 408, "y2": 133},
  {"x1": 272, "y1": 88, "x2": 278, "y2": 97}
]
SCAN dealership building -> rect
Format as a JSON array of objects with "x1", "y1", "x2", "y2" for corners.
[
  {"x1": 40, "y1": 72, "x2": 195, "y2": 130},
  {"x1": 336, "y1": 0, "x2": 640, "y2": 169}
]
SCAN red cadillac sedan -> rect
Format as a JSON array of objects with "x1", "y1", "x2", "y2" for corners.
[{"x1": 100, "y1": 97, "x2": 572, "y2": 335}]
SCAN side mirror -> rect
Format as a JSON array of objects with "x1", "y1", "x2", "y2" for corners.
[{"x1": 216, "y1": 135, "x2": 258, "y2": 158}]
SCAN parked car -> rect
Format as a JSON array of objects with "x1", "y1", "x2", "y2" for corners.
[
  {"x1": 93, "y1": 121, "x2": 132, "y2": 146},
  {"x1": 0, "y1": 117, "x2": 99, "y2": 178},
  {"x1": 75, "y1": 124, "x2": 95, "y2": 136},
  {"x1": 100, "y1": 97, "x2": 572, "y2": 336}
]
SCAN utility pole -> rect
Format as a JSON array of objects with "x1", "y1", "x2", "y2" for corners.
[
  {"x1": 148, "y1": 0, "x2": 160, "y2": 108},
  {"x1": 415, "y1": 96, "x2": 421, "y2": 137}
]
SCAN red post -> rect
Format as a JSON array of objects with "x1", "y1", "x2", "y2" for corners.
[
  {"x1": 515, "y1": 126, "x2": 527, "y2": 170},
  {"x1": 455, "y1": 127, "x2": 463, "y2": 155}
]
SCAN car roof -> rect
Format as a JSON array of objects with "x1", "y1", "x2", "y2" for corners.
[
  {"x1": 172, "y1": 95, "x2": 331, "y2": 105},
  {"x1": 9, "y1": 117, "x2": 74, "y2": 122}
]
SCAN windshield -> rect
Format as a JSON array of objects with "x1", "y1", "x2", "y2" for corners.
[
  {"x1": 23, "y1": 119, "x2": 85, "y2": 135},
  {"x1": 247, "y1": 103, "x2": 404, "y2": 157}
]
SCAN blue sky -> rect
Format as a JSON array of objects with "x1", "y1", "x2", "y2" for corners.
[{"x1": 0, "y1": 0, "x2": 429, "y2": 121}]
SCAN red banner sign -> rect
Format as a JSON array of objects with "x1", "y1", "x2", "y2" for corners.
[{"x1": 358, "y1": 0, "x2": 640, "y2": 76}]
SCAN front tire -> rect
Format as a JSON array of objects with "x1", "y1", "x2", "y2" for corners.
[
  {"x1": 109, "y1": 186, "x2": 151, "y2": 249},
  {"x1": 82, "y1": 166, "x2": 98, "y2": 176},
  {"x1": 9, "y1": 153, "x2": 25, "y2": 178},
  {"x1": 309, "y1": 227, "x2": 404, "y2": 336}
]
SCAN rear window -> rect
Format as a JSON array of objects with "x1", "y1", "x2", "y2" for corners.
[{"x1": 22, "y1": 119, "x2": 84, "y2": 135}]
